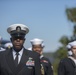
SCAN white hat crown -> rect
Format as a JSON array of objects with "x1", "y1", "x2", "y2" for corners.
[
  {"x1": 30, "y1": 38, "x2": 44, "y2": 47},
  {"x1": 69, "y1": 41, "x2": 76, "y2": 47},
  {"x1": 7, "y1": 24, "x2": 29, "y2": 34}
]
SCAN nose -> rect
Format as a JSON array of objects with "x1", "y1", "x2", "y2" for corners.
[
  {"x1": 36, "y1": 49, "x2": 41, "y2": 52},
  {"x1": 16, "y1": 38, "x2": 20, "y2": 42}
]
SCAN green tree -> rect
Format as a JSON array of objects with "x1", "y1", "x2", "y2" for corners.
[
  {"x1": 66, "y1": 7, "x2": 76, "y2": 41},
  {"x1": 66, "y1": 7, "x2": 76, "y2": 22},
  {"x1": 53, "y1": 35, "x2": 69, "y2": 75},
  {"x1": 59, "y1": 36, "x2": 69, "y2": 46},
  {"x1": 53, "y1": 7, "x2": 76, "y2": 75}
]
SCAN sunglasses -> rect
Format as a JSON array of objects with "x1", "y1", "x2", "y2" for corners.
[{"x1": 12, "y1": 36, "x2": 25, "y2": 40}]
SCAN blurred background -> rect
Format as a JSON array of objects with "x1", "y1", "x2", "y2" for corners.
[{"x1": 0, "y1": 0, "x2": 76, "y2": 75}]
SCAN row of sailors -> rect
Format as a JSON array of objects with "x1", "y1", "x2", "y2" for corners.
[
  {"x1": 1, "y1": 23, "x2": 76, "y2": 75},
  {"x1": 1, "y1": 37, "x2": 76, "y2": 75},
  {"x1": 0, "y1": 35, "x2": 53, "y2": 75}
]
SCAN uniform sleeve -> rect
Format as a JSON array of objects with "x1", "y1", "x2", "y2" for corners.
[
  {"x1": 58, "y1": 60, "x2": 65, "y2": 75},
  {"x1": 47, "y1": 59, "x2": 53, "y2": 75},
  {"x1": 34, "y1": 54, "x2": 41, "y2": 75}
]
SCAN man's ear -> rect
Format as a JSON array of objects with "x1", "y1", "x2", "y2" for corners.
[
  {"x1": 10, "y1": 37, "x2": 12, "y2": 42},
  {"x1": 24, "y1": 38, "x2": 26, "y2": 41},
  {"x1": 23, "y1": 38, "x2": 26, "y2": 44}
]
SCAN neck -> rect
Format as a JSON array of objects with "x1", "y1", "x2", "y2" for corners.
[
  {"x1": 72, "y1": 55, "x2": 76, "y2": 59},
  {"x1": 13, "y1": 47, "x2": 23, "y2": 52}
]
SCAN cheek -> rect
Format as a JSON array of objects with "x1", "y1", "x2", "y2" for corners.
[
  {"x1": 33, "y1": 49, "x2": 36, "y2": 51},
  {"x1": 72, "y1": 50, "x2": 76, "y2": 53},
  {"x1": 74, "y1": 50, "x2": 76, "y2": 52},
  {"x1": 22, "y1": 40, "x2": 25, "y2": 44},
  {"x1": 33, "y1": 49, "x2": 39, "y2": 52}
]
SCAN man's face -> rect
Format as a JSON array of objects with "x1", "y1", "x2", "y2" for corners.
[
  {"x1": 71, "y1": 46, "x2": 76, "y2": 58},
  {"x1": 11, "y1": 36, "x2": 25, "y2": 52},
  {"x1": 32, "y1": 44, "x2": 43, "y2": 55}
]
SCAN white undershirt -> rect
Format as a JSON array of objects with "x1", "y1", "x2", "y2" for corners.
[
  {"x1": 40, "y1": 55, "x2": 44, "y2": 59},
  {"x1": 12, "y1": 48, "x2": 23, "y2": 64},
  {"x1": 68, "y1": 56, "x2": 76, "y2": 65}
]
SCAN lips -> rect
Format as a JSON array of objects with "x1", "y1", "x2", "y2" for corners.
[
  {"x1": 15, "y1": 43, "x2": 21, "y2": 46},
  {"x1": 16, "y1": 44, "x2": 20, "y2": 46},
  {"x1": 36, "y1": 51, "x2": 41, "y2": 53}
]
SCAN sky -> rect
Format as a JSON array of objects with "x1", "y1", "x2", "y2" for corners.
[{"x1": 0, "y1": 0, "x2": 76, "y2": 52}]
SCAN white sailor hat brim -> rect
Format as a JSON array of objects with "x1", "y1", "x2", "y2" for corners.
[
  {"x1": 4, "y1": 42, "x2": 13, "y2": 48},
  {"x1": 7, "y1": 24, "x2": 29, "y2": 36},
  {"x1": 66, "y1": 42, "x2": 71, "y2": 49}
]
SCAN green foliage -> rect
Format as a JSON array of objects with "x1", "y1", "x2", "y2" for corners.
[
  {"x1": 59, "y1": 36, "x2": 69, "y2": 46},
  {"x1": 44, "y1": 8, "x2": 76, "y2": 74},
  {"x1": 53, "y1": 58, "x2": 60, "y2": 75},
  {"x1": 66, "y1": 7, "x2": 76, "y2": 22},
  {"x1": 52, "y1": 35, "x2": 69, "y2": 75},
  {"x1": 52, "y1": 47, "x2": 67, "y2": 75},
  {"x1": 55, "y1": 47, "x2": 67, "y2": 59},
  {"x1": 51, "y1": 7, "x2": 76, "y2": 75},
  {"x1": 43, "y1": 35, "x2": 69, "y2": 75}
]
